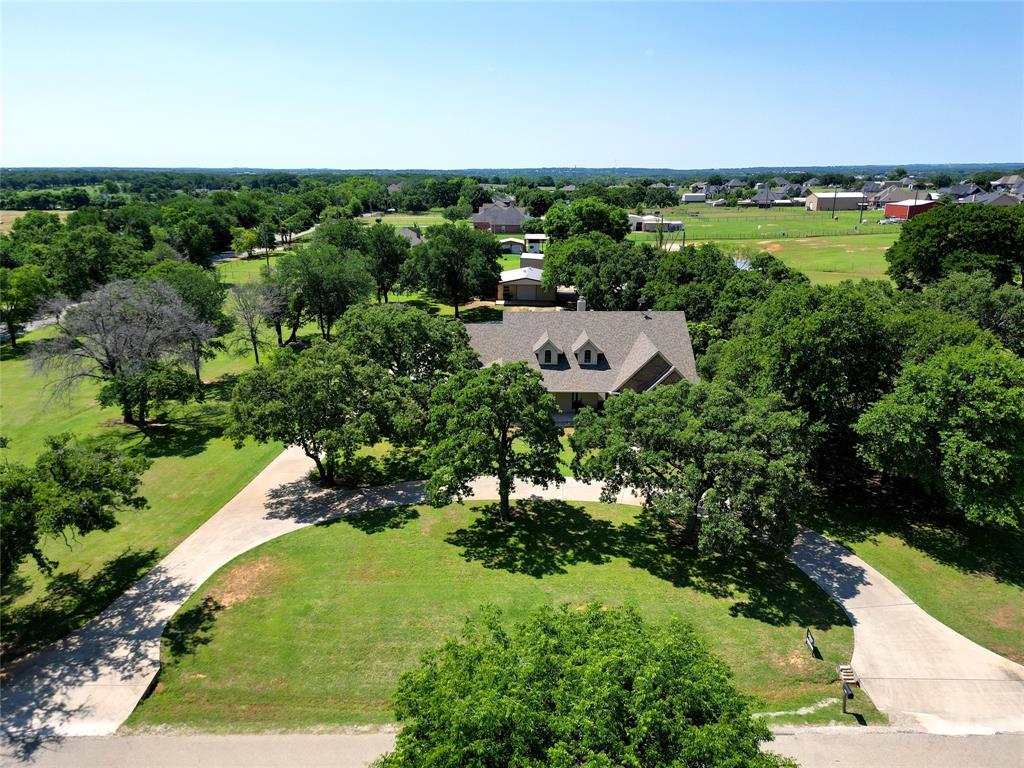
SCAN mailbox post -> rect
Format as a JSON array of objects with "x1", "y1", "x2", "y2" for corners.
[{"x1": 842, "y1": 682, "x2": 854, "y2": 714}]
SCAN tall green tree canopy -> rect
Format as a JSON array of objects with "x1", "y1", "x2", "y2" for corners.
[
  {"x1": 381, "y1": 603, "x2": 792, "y2": 768},
  {"x1": 400, "y1": 222, "x2": 500, "y2": 318},
  {"x1": 856, "y1": 344, "x2": 1024, "y2": 529},
  {"x1": 541, "y1": 233, "x2": 659, "y2": 310},
  {"x1": 705, "y1": 282, "x2": 899, "y2": 464},
  {"x1": 425, "y1": 363, "x2": 562, "y2": 521},
  {"x1": 922, "y1": 271, "x2": 1024, "y2": 356},
  {"x1": 278, "y1": 243, "x2": 374, "y2": 340},
  {"x1": 227, "y1": 342, "x2": 405, "y2": 485},
  {"x1": 543, "y1": 196, "x2": 630, "y2": 241},
  {"x1": 363, "y1": 221, "x2": 410, "y2": 303},
  {"x1": 1, "y1": 434, "x2": 150, "y2": 584},
  {"x1": 885, "y1": 204, "x2": 1024, "y2": 289},
  {"x1": 571, "y1": 380, "x2": 809, "y2": 553}
]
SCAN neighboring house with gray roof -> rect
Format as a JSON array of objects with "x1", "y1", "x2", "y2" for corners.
[
  {"x1": 398, "y1": 226, "x2": 423, "y2": 246},
  {"x1": 471, "y1": 203, "x2": 528, "y2": 233},
  {"x1": 958, "y1": 192, "x2": 1021, "y2": 207},
  {"x1": 938, "y1": 183, "x2": 984, "y2": 199},
  {"x1": 466, "y1": 310, "x2": 697, "y2": 418}
]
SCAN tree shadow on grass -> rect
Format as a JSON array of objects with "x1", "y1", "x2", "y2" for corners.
[
  {"x1": 337, "y1": 449, "x2": 426, "y2": 489},
  {"x1": 86, "y1": 401, "x2": 229, "y2": 461},
  {"x1": 0, "y1": 548, "x2": 160, "y2": 665},
  {"x1": 446, "y1": 499, "x2": 848, "y2": 629},
  {"x1": 806, "y1": 479, "x2": 1024, "y2": 590},
  {"x1": 338, "y1": 505, "x2": 420, "y2": 535},
  {"x1": 162, "y1": 596, "x2": 223, "y2": 662},
  {"x1": 445, "y1": 499, "x2": 618, "y2": 579}
]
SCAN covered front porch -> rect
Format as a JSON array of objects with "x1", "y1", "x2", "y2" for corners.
[{"x1": 552, "y1": 391, "x2": 605, "y2": 424}]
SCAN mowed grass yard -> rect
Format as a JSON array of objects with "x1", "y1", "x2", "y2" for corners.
[
  {"x1": 128, "y1": 499, "x2": 881, "y2": 731},
  {"x1": 0, "y1": 330, "x2": 284, "y2": 660}
]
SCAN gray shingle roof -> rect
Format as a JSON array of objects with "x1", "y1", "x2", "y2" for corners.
[
  {"x1": 471, "y1": 205, "x2": 527, "y2": 226},
  {"x1": 466, "y1": 311, "x2": 698, "y2": 393}
]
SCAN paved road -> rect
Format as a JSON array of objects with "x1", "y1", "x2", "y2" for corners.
[
  {"x1": 2, "y1": 730, "x2": 1021, "y2": 768},
  {"x1": 2, "y1": 446, "x2": 1021, "y2": 755},
  {"x1": 789, "y1": 528, "x2": 1024, "y2": 735}
]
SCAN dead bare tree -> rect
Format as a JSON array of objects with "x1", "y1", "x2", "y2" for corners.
[
  {"x1": 32, "y1": 280, "x2": 214, "y2": 424},
  {"x1": 228, "y1": 283, "x2": 274, "y2": 365}
]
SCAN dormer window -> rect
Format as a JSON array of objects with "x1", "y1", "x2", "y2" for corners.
[
  {"x1": 572, "y1": 330, "x2": 603, "y2": 367},
  {"x1": 533, "y1": 332, "x2": 561, "y2": 367}
]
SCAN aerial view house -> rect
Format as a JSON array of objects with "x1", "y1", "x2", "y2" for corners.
[
  {"x1": 628, "y1": 214, "x2": 684, "y2": 232},
  {"x1": 747, "y1": 189, "x2": 794, "y2": 208},
  {"x1": 804, "y1": 191, "x2": 865, "y2": 211},
  {"x1": 991, "y1": 174, "x2": 1023, "y2": 191},
  {"x1": 472, "y1": 203, "x2": 528, "y2": 233},
  {"x1": 938, "y1": 182, "x2": 984, "y2": 199},
  {"x1": 495, "y1": 265, "x2": 557, "y2": 306},
  {"x1": 398, "y1": 226, "x2": 423, "y2": 246},
  {"x1": 467, "y1": 309, "x2": 698, "y2": 419},
  {"x1": 725, "y1": 178, "x2": 746, "y2": 190},
  {"x1": 958, "y1": 192, "x2": 1021, "y2": 206}
]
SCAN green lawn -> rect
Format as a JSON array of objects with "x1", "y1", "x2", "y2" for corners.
[
  {"x1": 128, "y1": 499, "x2": 880, "y2": 731},
  {"x1": 0, "y1": 331, "x2": 283, "y2": 660},
  {"x1": 728, "y1": 234, "x2": 896, "y2": 284},
  {"x1": 807, "y1": 486, "x2": 1024, "y2": 665}
]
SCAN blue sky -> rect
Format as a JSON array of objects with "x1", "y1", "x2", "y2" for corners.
[{"x1": 3, "y1": 2, "x2": 1022, "y2": 169}]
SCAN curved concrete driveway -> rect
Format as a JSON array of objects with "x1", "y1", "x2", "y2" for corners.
[
  {"x1": 0, "y1": 448, "x2": 638, "y2": 747},
  {"x1": 3, "y1": 447, "x2": 1021, "y2": 751},
  {"x1": 790, "y1": 529, "x2": 1024, "y2": 735}
]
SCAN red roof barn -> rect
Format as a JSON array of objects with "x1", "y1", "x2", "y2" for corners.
[{"x1": 884, "y1": 199, "x2": 937, "y2": 221}]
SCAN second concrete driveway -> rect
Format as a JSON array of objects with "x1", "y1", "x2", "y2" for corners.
[{"x1": 790, "y1": 528, "x2": 1024, "y2": 735}]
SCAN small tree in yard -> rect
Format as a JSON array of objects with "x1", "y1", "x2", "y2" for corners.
[
  {"x1": 424, "y1": 363, "x2": 562, "y2": 521},
  {"x1": 0, "y1": 265, "x2": 53, "y2": 348},
  {"x1": 32, "y1": 280, "x2": 214, "y2": 425},
  {"x1": 230, "y1": 226, "x2": 258, "y2": 259},
  {"x1": 571, "y1": 379, "x2": 810, "y2": 553},
  {"x1": 1, "y1": 434, "x2": 150, "y2": 584},
  {"x1": 400, "y1": 222, "x2": 500, "y2": 319},
  {"x1": 227, "y1": 342, "x2": 405, "y2": 485},
  {"x1": 379, "y1": 603, "x2": 794, "y2": 768}
]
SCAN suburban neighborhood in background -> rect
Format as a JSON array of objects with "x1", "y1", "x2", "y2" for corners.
[{"x1": 1, "y1": 1, "x2": 1023, "y2": 767}]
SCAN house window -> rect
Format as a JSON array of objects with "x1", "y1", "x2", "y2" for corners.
[
  {"x1": 544, "y1": 350, "x2": 552, "y2": 364},
  {"x1": 584, "y1": 349, "x2": 592, "y2": 364}
]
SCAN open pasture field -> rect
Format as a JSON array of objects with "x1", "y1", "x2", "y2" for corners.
[
  {"x1": 720, "y1": 233, "x2": 896, "y2": 284},
  {"x1": 128, "y1": 500, "x2": 878, "y2": 730},
  {"x1": 0, "y1": 209, "x2": 72, "y2": 233},
  {"x1": 633, "y1": 206, "x2": 898, "y2": 240},
  {"x1": 357, "y1": 211, "x2": 447, "y2": 229}
]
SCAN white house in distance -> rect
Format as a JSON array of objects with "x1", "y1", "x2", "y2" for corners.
[
  {"x1": 467, "y1": 308, "x2": 698, "y2": 420},
  {"x1": 627, "y1": 214, "x2": 685, "y2": 232}
]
